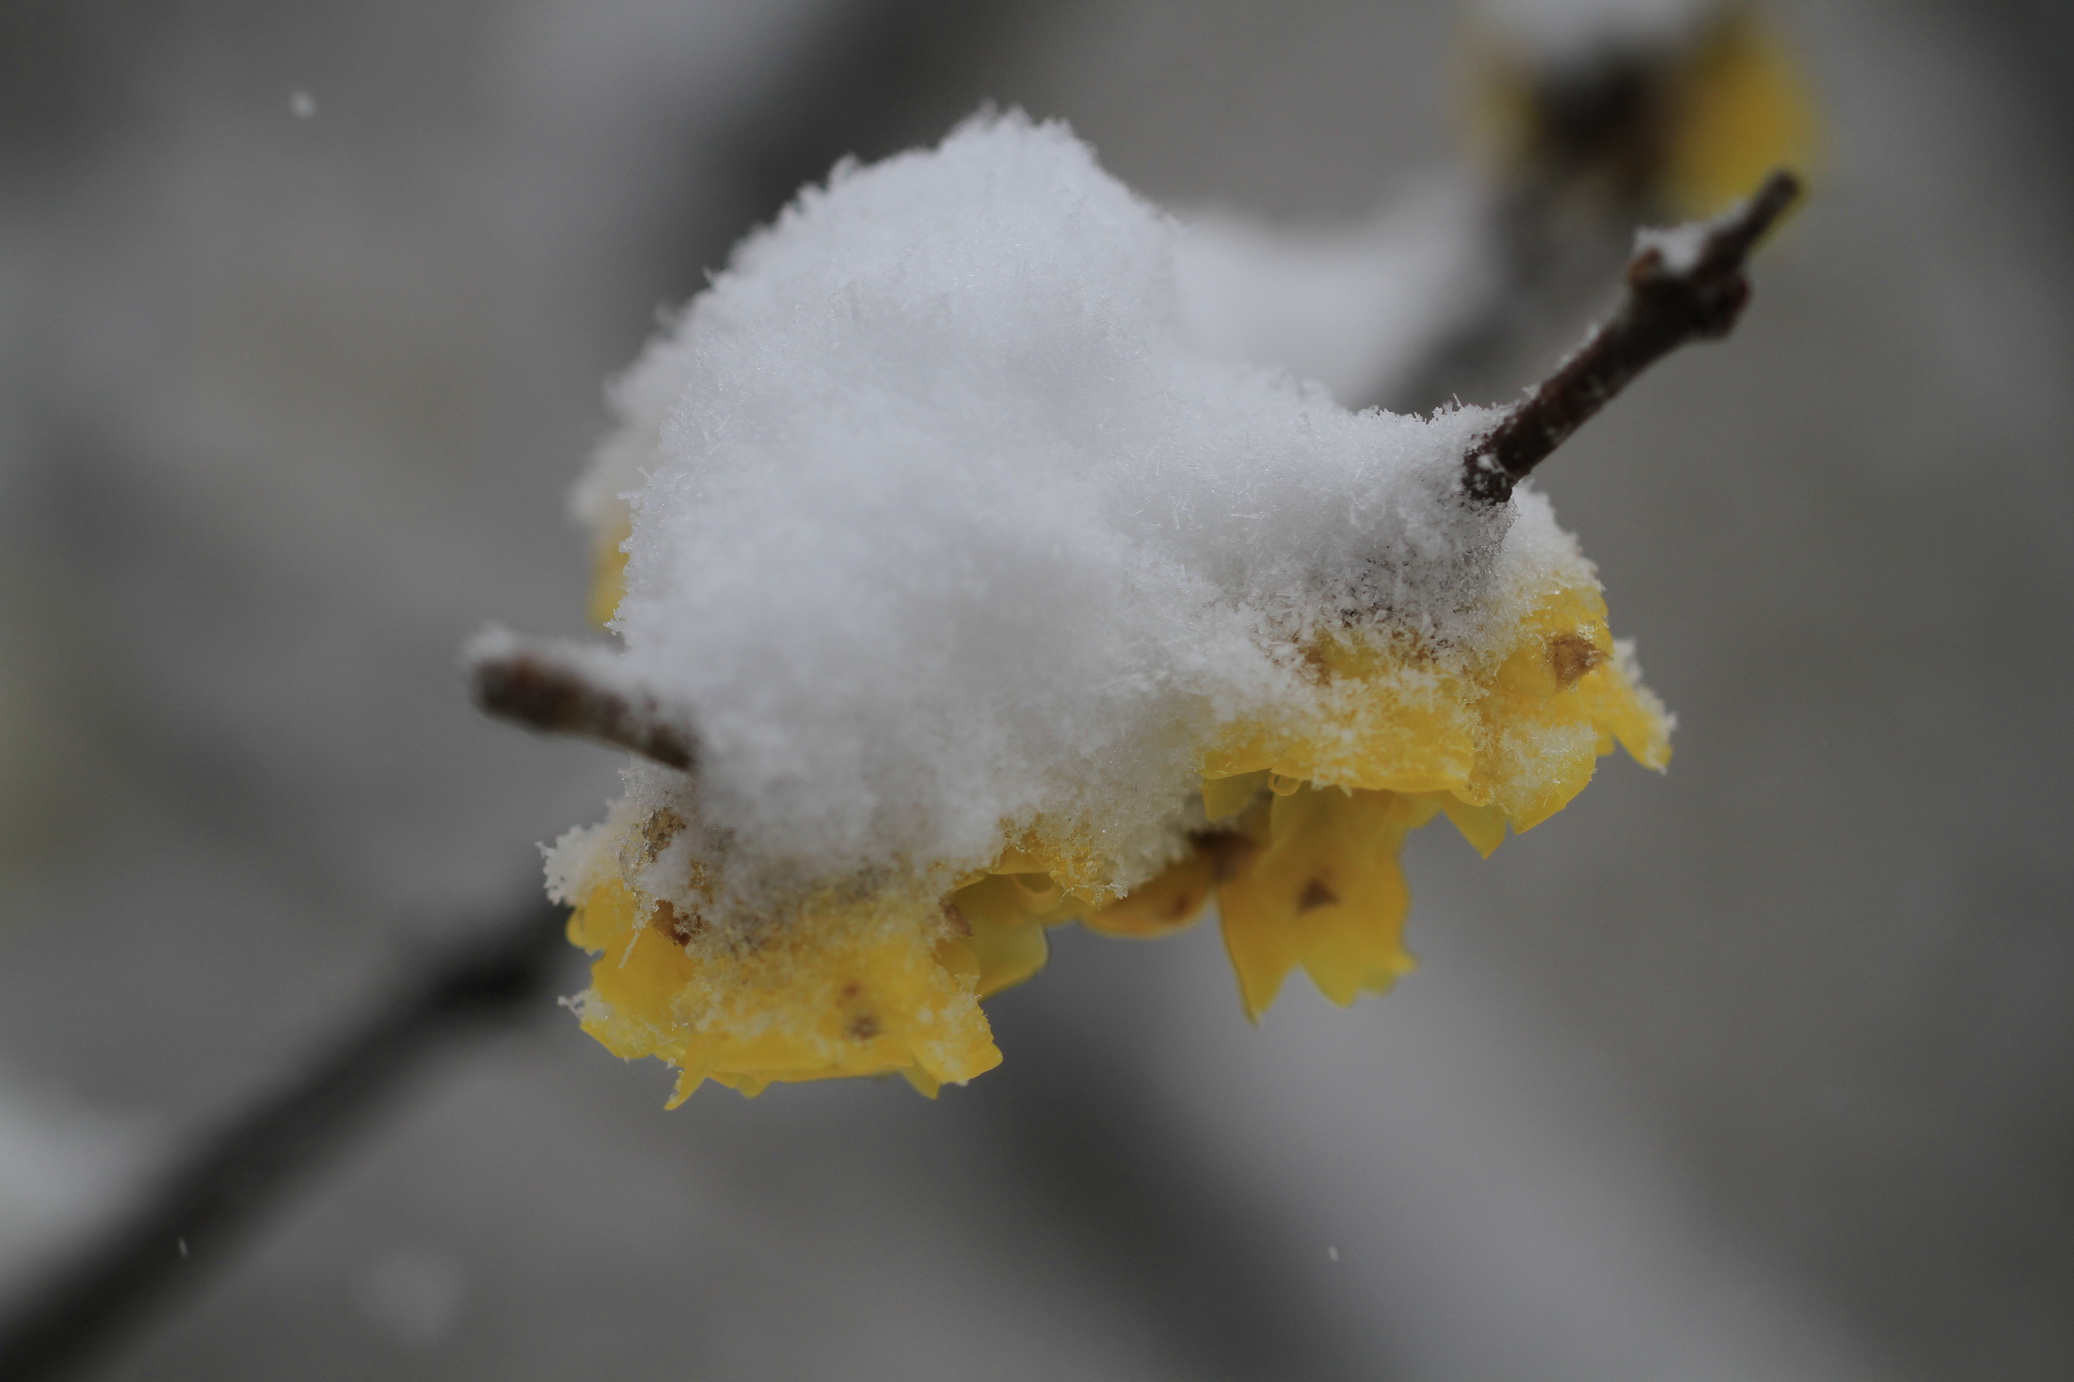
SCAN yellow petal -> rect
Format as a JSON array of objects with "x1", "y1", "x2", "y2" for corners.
[
  {"x1": 1663, "y1": 9, "x2": 1822, "y2": 219},
  {"x1": 586, "y1": 517, "x2": 631, "y2": 628},
  {"x1": 1217, "y1": 881, "x2": 1300, "y2": 1022},
  {"x1": 1471, "y1": 588, "x2": 1668, "y2": 830},
  {"x1": 566, "y1": 880, "x2": 1000, "y2": 1102},
  {"x1": 1216, "y1": 786, "x2": 1418, "y2": 1018},
  {"x1": 950, "y1": 889, "x2": 1052, "y2": 998},
  {"x1": 1201, "y1": 769, "x2": 1270, "y2": 823},
  {"x1": 1440, "y1": 795, "x2": 1508, "y2": 859},
  {"x1": 899, "y1": 1066, "x2": 944, "y2": 1098},
  {"x1": 1084, "y1": 846, "x2": 1216, "y2": 939}
]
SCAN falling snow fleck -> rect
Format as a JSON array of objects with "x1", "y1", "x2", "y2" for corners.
[
  {"x1": 1326, "y1": 1246, "x2": 1340, "y2": 1262},
  {"x1": 290, "y1": 91, "x2": 316, "y2": 119}
]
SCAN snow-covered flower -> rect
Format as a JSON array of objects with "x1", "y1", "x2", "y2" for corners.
[{"x1": 536, "y1": 113, "x2": 1670, "y2": 1103}]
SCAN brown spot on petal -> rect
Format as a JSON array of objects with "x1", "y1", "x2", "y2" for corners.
[
  {"x1": 848, "y1": 1014, "x2": 881, "y2": 1041},
  {"x1": 1297, "y1": 879, "x2": 1339, "y2": 912},
  {"x1": 940, "y1": 900, "x2": 972, "y2": 937},
  {"x1": 840, "y1": 981, "x2": 862, "y2": 997},
  {"x1": 649, "y1": 899, "x2": 704, "y2": 946},
  {"x1": 1549, "y1": 632, "x2": 1604, "y2": 687}
]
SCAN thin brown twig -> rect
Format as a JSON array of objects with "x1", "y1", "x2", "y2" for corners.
[
  {"x1": 1462, "y1": 167, "x2": 1802, "y2": 504},
  {"x1": 468, "y1": 634, "x2": 698, "y2": 772}
]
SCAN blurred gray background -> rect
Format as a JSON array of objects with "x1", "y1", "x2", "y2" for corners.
[{"x1": 1, "y1": 1, "x2": 2070, "y2": 1379}]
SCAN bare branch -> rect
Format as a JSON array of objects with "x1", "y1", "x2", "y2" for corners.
[
  {"x1": 1462, "y1": 168, "x2": 1803, "y2": 504},
  {"x1": 466, "y1": 630, "x2": 698, "y2": 772}
]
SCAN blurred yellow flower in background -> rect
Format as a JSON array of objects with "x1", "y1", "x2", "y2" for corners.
[{"x1": 1467, "y1": 1, "x2": 1819, "y2": 216}]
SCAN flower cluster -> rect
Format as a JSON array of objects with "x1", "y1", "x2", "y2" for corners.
[{"x1": 536, "y1": 115, "x2": 1676, "y2": 1103}]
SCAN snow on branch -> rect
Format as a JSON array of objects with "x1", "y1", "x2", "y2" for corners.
[{"x1": 1461, "y1": 167, "x2": 1801, "y2": 504}]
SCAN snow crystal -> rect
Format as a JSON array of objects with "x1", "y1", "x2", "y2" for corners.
[{"x1": 564, "y1": 112, "x2": 1593, "y2": 918}]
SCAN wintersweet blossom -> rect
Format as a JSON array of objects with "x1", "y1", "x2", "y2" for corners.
[
  {"x1": 532, "y1": 114, "x2": 1674, "y2": 1102},
  {"x1": 1471, "y1": 0, "x2": 1819, "y2": 217}
]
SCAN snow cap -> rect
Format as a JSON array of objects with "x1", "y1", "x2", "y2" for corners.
[{"x1": 568, "y1": 112, "x2": 1583, "y2": 912}]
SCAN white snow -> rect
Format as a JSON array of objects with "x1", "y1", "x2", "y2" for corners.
[
  {"x1": 559, "y1": 112, "x2": 1594, "y2": 918},
  {"x1": 1635, "y1": 218, "x2": 1711, "y2": 273}
]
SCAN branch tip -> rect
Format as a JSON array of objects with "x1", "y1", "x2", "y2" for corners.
[{"x1": 1463, "y1": 167, "x2": 1802, "y2": 503}]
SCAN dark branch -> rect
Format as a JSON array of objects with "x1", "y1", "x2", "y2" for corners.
[
  {"x1": 1462, "y1": 168, "x2": 1802, "y2": 503},
  {"x1": 468, "y1": 632, "x2": 698, "y2": 772},
  {"x1": 0, "y1": 899, "x2": 571, "y2": 1382}
]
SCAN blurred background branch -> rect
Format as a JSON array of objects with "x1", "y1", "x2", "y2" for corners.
[{"x1": 0, "y1": 901, "x2": 568, "y2": 1382}]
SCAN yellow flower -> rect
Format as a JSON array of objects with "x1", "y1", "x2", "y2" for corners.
[
  {"x1": 567, "y1": 877, "x2": 999, "y2": 1106},
  {"x1": 561, "y1": 552, "x2": 1666, "y2": 1099},
  {"x1": 1660, "y1": 8, "x2": 1822, "y2": 218},
  {"x1": 1466, "y1": 2, "x2": 1821, "y2": 217}
]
